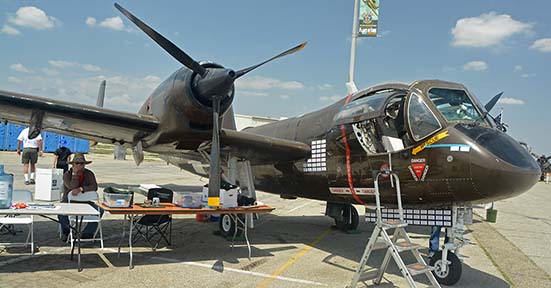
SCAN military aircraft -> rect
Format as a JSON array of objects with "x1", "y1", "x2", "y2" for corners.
[{"x1": 0, "y1": 3, "x2": 541, "y2": 284}]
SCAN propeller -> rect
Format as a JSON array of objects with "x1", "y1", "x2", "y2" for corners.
[
  {"x1": 115, "y1": 3, "x2": 306, "y2": 206},
  {"x1": 484, "y1": 91, "x2": 503, "y2": 112}
]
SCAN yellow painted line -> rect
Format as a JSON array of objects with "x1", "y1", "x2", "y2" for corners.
[
  {"x1": 97, "y1": 251, "x2": 114, "y2": 268},
  {"x1": 257, "y1": 227, "x2": 332, "y2": 288}
]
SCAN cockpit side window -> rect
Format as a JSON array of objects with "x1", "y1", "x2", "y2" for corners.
[
  {"x1": 428, "y1": 88, "x2": 485, "y2": 123},
  {"x1": 408, "y1": 92, "x2": 442, "y2": 141}
]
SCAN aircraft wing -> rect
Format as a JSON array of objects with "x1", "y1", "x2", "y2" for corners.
[
  {"x1": 0, "y1": 90, "x2": 159, "y2": 145},
  {"x1": 220, "y1": 129, "x2": 311, "y2": 164}
]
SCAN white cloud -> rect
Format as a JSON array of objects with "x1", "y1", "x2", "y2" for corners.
[
  {"x1": 240, "y1": 91, "x2": 269, "y2": 97},
  {"x1": 99, "y1": 16, "x2": 125, "y2": 31},
  {"x1": 235, "y1": 76, "x2": 305, "y2": 90},
  {"x1": 451, "y1": 12, "x2": 532, "y2": 47},
  {"x1": 521, "y1": 73, "x2": 536, "y2": 78},
  {"x1": 463, "y1": 61, "x2": 488, "y2": 71},
  {"x1": 10, "y1": 63, "x2": 33, "y2": 73},
  {"x1": 7, "y1": 72, "x2": 162, "y2": 112},
  {"x1": 280, "y1": 94, "x2": 289, "y2": 99},
  {"x1": 514, "y1": 65, "x2": 523, "y2": 72},
  {"x1": 41, "y1": 68, "x2": 59, "y2": 76},
  {"x1": 498, "y1": 97, "x2": 524, "y2": 105},
  {"x1": 48, "y1": 60, "x2": 78, "y2": 68},
  {"x1": 530, "y1": 38, "x2": 551, "y2": 53},
  {"x1": 278, "y1": 81, "x2": 304, "y2": 90},
  {"x1": 1, "y1": 24, "x2": 20, "y2": 35},
  {"x1": 320, "y1": 94, "x2": 341, "y2": 102},
  {"x1": 85, "y1": 17, "x2": 96, "y2": 27},
  {"x1": 8, "y1": 6, "x2": 58, "y2": 30},
  {"x1": 317, "y1": 84, "x2": 333, "y2": 90},
  {"x1": 82, "y1": 64, "x2": 101, "y2": 72},
  {"x1": 143, "y1": 75, "x2": 161, "y2": 83},
  {"x1": 7, "y1": 76, "x2": 22, "y2": 83}
]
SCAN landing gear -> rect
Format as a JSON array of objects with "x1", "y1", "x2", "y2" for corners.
[
  {"x1": 429, "y1": 205, "x2": 470, "y2": 286},
  {"x1": 326, "y1": 202, "x2": 359, "y2": 231},
  {"x1": 430, "y1": 250, "x2": 462, "y2": 285},
  {"x1": 218, "y1": 214, "x2": 243, "y2": 237}
]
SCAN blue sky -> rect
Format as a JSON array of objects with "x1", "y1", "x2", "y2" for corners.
[{"x1": 1, "y1": 1, "x2": 550, "y2": 153}]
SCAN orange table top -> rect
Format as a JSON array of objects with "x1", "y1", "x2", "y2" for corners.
[{"x1": 97, "y1": 202, "x2": 274, "y2": 215}]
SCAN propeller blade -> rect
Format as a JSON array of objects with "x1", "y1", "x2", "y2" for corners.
[
  {"x1": 207, "y1": 96, "x2": 222, "y2": 206},
  {"x1": 484, "y1": 92, "x2": 503, "y2": 112},
  {"x1": 114, "y1": 3, "x2": 207, "y2": 77},
  {"x1": 235, "y1": 42, "x2": 307, "y2": 78}
]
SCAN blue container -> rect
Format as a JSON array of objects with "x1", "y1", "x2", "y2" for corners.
[
  {"x1": 59, "y1": 135, "x2": 75, "y2": 152},
  {"x1": 0, "y1": 123, "x2": 6, "y2": 150},
  {"x1": 42, "y1": 131, "x2": 59, "y2": 153},
  {"x1": 7, "y1": 124, "x2": 25, "y2": 150},
  {"x1": 74, "y1": 138, "x2": 90, "y2": 153},
  {"x1": 0, "y1": 164, "x2": 14, "y2": 209}
]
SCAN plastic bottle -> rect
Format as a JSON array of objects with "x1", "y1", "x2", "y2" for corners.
[{"x1": 0, "y1": 165, "x2": 14, "y2": 209}]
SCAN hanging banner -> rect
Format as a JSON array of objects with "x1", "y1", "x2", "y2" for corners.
[{"x1": 358, "y1": 0, "x2": 379, "y2": 37}]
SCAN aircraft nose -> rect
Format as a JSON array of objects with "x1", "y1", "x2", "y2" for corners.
[{"x1": 456, "y1": 124, "x2": 540, "y2": 201}]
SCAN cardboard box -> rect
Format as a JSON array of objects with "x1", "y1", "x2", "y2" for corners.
[
  {"x1": 201, "y1": 186, "x2": 238, "y2": 208},
  {"x1": 35, "y1": 168, "x2": 64, "y2": 201}
]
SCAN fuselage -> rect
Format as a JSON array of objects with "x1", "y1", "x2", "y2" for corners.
[{"x1": 140, "y1": 67, "x2": 540, "y2": 206}]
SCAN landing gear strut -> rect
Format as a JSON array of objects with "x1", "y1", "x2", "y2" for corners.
[{"x1": 325, "y1": 202, "x2": 359, "y2": 231}]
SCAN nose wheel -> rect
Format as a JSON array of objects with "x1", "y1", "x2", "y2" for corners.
[{"x1": 429, "y1": 250, "x2": 462, "y2": 285}]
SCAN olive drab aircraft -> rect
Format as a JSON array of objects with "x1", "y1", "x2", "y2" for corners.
[{"x1": 0, "y1": 2, "x2": 540, "y2": 243}]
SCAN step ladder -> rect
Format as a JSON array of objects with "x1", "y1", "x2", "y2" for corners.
[{"x1": 349, "y1": 170, "x2": 441, "y2": 288}]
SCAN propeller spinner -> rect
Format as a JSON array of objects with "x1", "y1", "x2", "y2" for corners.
[{"x1": 115, "y1": 3, "x2": 306, "y2": 206}]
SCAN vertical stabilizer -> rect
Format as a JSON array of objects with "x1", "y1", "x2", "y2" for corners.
[{"x1": 96, "y1": 80, "x2": 106, "y2": 107}]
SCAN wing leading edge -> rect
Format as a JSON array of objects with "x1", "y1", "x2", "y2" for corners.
[{"x1": 0, "y1": 89, "x2": 159, "y2": 145}]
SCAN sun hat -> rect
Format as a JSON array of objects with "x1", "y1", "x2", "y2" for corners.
[{"x1": 68, "y1": 153, "x2": 92, "y2": 164}]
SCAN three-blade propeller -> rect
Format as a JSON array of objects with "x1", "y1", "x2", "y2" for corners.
[{"x1": 115, "y1": 3, "x2": 306, "y2": 205}]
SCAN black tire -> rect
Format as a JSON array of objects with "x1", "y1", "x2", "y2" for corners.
[
  {"x1": 429, "y1": 250, "x2": 462, "y2": 286},
  {"x1": 335, "y1": 205, "x2": 359, "y2": 231},
  {"x1": 218, "y1": 214, "x2": 243, "y2": 237}
]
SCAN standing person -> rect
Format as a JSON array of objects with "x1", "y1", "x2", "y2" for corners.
[
  {"x1": 16, "y1": 127, "x2": 43, "y2": 185},
  {"x1": 52, "y1": 138, "x2": 72, "y2": 173},
  {"x1": 58, "y1": 153, "x2": 102, "y2": 241},
  {"x1": 428, "y1": 226, "x2": 449, "y2": 257}
]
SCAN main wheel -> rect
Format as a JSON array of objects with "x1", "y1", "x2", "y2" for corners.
[
  {"x1": 219, "y1": 214, "x2": 243, "y2": 237},
  {"x1": 429, "y1": 250, "x2": 462, "y2": 285},
  {"x1": 334, "y1": 205, "x2": 359, "y2": 231}
]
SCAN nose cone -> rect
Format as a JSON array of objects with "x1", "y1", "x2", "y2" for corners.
[{"x1": 456, "y1": 124, "x2": 540, "y2": 201}]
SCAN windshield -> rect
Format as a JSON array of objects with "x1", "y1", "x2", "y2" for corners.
[{"x1": 428, "y1": 88, "x2": 484, "y2": 123}]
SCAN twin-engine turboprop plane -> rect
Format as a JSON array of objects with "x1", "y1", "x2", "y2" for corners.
[
  {"x1": 0, "y1": 2, "x2": 539, "y2": 225},
  {"x1": 0, "y1": 4, "x2": 541, "y2": 284}
]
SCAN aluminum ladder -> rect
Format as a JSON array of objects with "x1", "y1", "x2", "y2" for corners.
[{"x1": 349, "y1": 171, "x2": 441, "y2": 288}]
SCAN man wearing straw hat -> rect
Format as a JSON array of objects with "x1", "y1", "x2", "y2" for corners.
[{"x1": 58, "y1": 153, "x2": 101, "y2": 241}]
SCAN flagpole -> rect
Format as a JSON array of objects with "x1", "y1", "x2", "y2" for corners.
[{"x1": 346, "y1": 0, "x2": 360, "y2": 94}]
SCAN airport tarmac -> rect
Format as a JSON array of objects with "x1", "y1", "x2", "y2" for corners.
[{"x1": 0, "y1": 151, "x2": 550, "y2": 287}]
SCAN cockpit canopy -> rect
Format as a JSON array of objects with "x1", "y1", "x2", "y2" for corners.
[{"x1": 333, "y1": 81, "x2": 490, "y2": 154}]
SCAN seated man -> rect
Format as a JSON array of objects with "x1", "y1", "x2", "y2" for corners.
[{"x1": 58, "y1": 153, "x2": 102, "y2": 241}]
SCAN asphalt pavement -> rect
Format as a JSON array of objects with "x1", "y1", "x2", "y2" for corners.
[{"x1": 0, "y1": 151, "x2": 550, "y2": 287}]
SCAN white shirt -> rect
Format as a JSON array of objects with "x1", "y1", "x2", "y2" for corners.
[{"x1": 17, "y1": 127, "x2": 42, "y2": 149}]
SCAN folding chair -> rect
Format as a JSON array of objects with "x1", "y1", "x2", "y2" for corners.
[
  {"x1": 0, "y1": 190, "x2": 34, "y2": 254},
  {"x1": 67, "y1": 191, "x2": 104, "y2": 249},
  {"x1": 133, "y1": 188, "x2": 173, "y2": 250}
]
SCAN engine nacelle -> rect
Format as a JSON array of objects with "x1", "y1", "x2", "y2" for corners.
[
  {"x1": 139, "y1": 62, "x2": 235, "y2": 148},
  {"x1": 173, "y1": 62, "x2": 234, "y2": 129}
]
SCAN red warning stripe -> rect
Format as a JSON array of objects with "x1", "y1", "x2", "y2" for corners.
[{"x1": 340, "y1": 93, "x2": 365, "y2": 205}]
